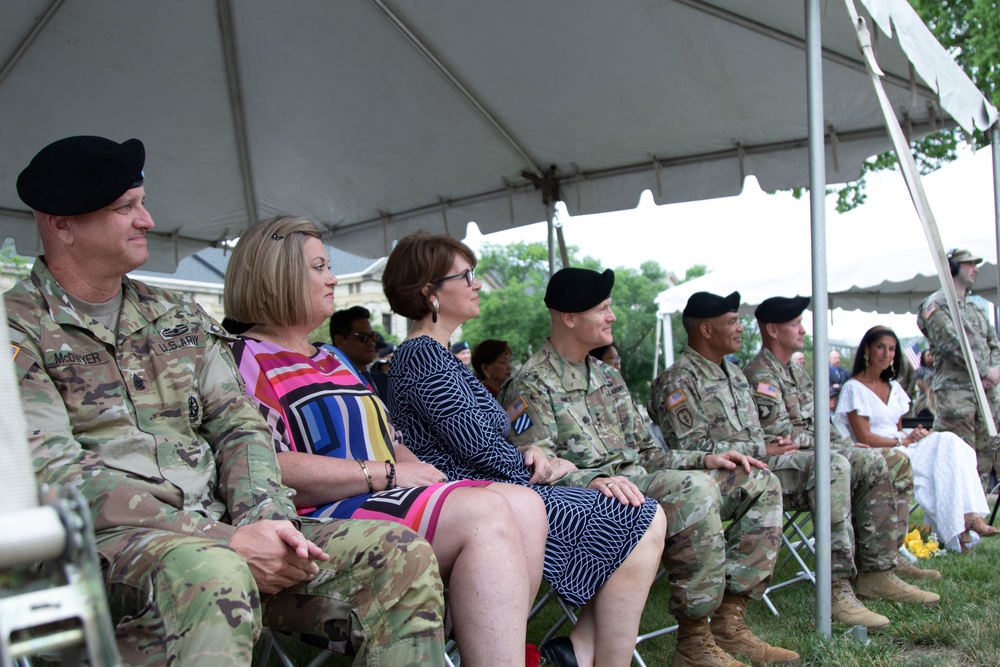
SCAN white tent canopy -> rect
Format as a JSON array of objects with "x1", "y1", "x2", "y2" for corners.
[
  {"x1": 0, "y1": 0, "x2": 995, "y2": 271},
  {"x1": 655, "y1": 147, "x2": 1000, "y2": 319}
]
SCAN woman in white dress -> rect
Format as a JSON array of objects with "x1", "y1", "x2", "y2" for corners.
[{"x1": 835, "y1": 325, "x2": 999, "y2": 553}]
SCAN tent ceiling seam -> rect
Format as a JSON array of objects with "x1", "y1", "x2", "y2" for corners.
[
  {"x1": 217, "y1": 0, "x2": 258, "y2": 228},
  {"x1": 308, "y1": 116, "x2": 962, "y2": 240},
  {"x1": 0, "y1": 0, "x2": 63, "y2": 88},
  {"x1": 370, "y1": 0, "x2": 545, "y2": 178},
  {"x1": 676, "y1": 0, "x2": 937, "y2": 99}
]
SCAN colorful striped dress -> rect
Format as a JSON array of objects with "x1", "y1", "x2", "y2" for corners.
[{"x1": 230, "y1": 337, "x2": 486, "y2": 541}]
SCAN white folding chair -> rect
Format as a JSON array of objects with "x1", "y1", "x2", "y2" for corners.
[{"x1": 760, "y1": 511, "x2": 816, "y2": 616}]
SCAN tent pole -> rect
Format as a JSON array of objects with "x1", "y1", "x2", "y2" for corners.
[
  {"x1": 805, "y1": 0, "x2": 831, "y2": 637},
  {"x1": 664, "y1": 314, "x2": 675, "y2": 368},
  {"x1": 992, "y1": 126, "x2": 1000, "y2": 330},
  {"x1": 652, "y1": 316, "x2": 662, "y2": 381},
  {"x1": 547, "y1": 203, "x2": 557, "y2": 276}
]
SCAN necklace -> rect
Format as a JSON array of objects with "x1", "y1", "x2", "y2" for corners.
[{"x1": 257, "y1": 325, "x2": 300, "y2": 352}]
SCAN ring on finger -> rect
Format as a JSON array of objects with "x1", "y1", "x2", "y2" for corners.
[{"x1": 607, "y1": 481, "x2": 616, "y2": 488}]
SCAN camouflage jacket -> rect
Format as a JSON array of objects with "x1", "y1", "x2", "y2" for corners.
[
  {"x1": 917, "y1": 288, "x2": 1000, "y2": 391},
  {"x1": 5, "y1": 260, "x2": 296, "y2": 541},
  {"x1": 650, "y1": 346, "x2": 769, "y2": 458},
  {"x1": 743, "y1": 347, "x2": 853, "y2": 450},
  {"x1": 500, "y1": 339, "x2": 705, "y2": 488}
]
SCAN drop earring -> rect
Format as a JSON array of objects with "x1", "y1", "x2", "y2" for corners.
[{"x1": 431, "y1": 300, "x2": 440, "y2": 323}]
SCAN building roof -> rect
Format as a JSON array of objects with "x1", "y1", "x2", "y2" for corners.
[{"x1": 134, "y1": 244, "x2": 377, "y2": 285}]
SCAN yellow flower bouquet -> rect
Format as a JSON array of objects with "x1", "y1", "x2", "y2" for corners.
[{"x1": 903, "y1": 526, "x2": 943, "y2": 559}]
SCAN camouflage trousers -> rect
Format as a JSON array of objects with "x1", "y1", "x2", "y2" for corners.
[
  {"x1": 879, "y1": 447, "x2": 914, "y2": 550},
  {"x1": 768, "y1": 448, "x2": 899, "y2": 580},
  {"x1": 934, "y1": 386, "x2": 1000, "y2": 491},
  {"x1": 97, "y1": 519, "x2": 445, "y2": 667},
  {"x1": 632, "y1": 467, "x2": 782, "y2": 620}
]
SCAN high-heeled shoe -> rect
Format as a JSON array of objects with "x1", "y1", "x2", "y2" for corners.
[
  {"x1": 969, "y1": 516, "x2": 1000, "y2": 537},
  {"x1": 539, "y1": 636, "x2": 579, "y2": 667}
]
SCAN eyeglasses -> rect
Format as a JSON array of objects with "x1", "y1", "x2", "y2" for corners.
[
  {"x1": 350, "y1": 332, "x2": 377, "y2": 343},
  {"x1": 437, "y1": 268, "x2": 476, "y2": 287}
]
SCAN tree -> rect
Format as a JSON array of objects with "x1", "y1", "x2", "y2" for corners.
[
  {"x1": 608, "y1": 261, "x2": 672, "y2": 406},
  {"x1": 832, "y1": 1, "x2": 1000, "y2": 211},
  {"x1": 460, "y1": 242, "x2": 555, "y2": 363},
  {"x1": 461, "y1": 241, "x2": 672, "y2": 404}
]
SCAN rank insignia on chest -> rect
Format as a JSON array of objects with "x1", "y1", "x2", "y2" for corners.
[
  {"x1": 506, "y1": 395, "x2": 534, "y2": 435},
  {"x1": 755, "y1": 382, "x2": 778, "y2": 399},
  {"x1": 665, "y1": 389, "x2": 686, "y2": 410}
]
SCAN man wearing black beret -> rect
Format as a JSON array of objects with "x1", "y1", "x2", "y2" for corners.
[
  {"x1": 6, "y1": 136, "x2": 444, "y2": 665},
  {"x1": 502, "y1": 273, "x2": 799, "y2": 666},
  {"x1": 652, "y1": 292, "x2": 939, "y2": 630},
  {"x1": 744, "y1": 297, "x2": 938, "y2": 582}
]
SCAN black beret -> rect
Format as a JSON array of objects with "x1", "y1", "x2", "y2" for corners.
[
  {"x1": 683, "y1": 291, "x2": 741, "y2": 318},
  {"x1": 545, "y1": 267, "x2": 615, "y2": 313},
  {"x1": 17, "y1": 136, "x2": 145, "y2": 216},
  {"x1": 755, "y1": 296, "x2": 811, "y2": 323},
  {"x1": 450, "y1": 341, "x2": 470, "y2": 354}
]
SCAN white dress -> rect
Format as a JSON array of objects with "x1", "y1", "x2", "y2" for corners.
[{"x1": 835, "y1": 378, "x2": 988, "y2": 552}]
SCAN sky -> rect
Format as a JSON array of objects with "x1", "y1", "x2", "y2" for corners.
[{"x1": 463, "y1": 145, "x2": 997, "y2": 347}]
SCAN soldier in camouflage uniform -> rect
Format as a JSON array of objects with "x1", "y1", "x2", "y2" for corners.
[
  {"x1": 743, "y1": 296, "x2": 940, "y2": 585},
  {"x1": 501, "y1": 268, "x2": 798, "y2": 667},
  {"x1": 917, "y1": 248, "x2": 1000, "y2": 491},
  {"x1": 650, "y1": 292, "x2": 939, "y2": 631},
  {"x1": 6, "y1": 136, "x2": 445, "y2": 666}
]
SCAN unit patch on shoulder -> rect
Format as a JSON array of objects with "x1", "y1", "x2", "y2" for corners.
[
  {"x1": 506, "y1": 395, "x2": 534, "y2": 435},
  {"x1": 665, "y1": 389, "x2": 687, "y2": 410},
  {"x1": 676, "y1": 406, "x2": 694, "y2": 428},
  {"x1": 757, "y1": 403, "x2": 773, "y2": 422},
  {"x1": 755, "y1": 382, "x2": 778, "y2": 399}
]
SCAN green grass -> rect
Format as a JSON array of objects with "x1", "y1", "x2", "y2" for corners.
[{"x1": 258, "y1": 514, "x2": 1000, "y2": 666}]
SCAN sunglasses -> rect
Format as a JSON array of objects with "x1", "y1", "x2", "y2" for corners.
[
  {"x1": 350, "y1": 332, "x2": 377, "y2": 343},
  {"x1": 437, "y1": 268, "x2": 476, "y2": 287}
]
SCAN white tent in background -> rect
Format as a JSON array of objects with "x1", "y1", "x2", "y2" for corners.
[
  {"x1": 0, "y1": 0, "x2": 995, "y2": 270},
  {"x1": 654, "y1": 148, "x2": 1000, "y2": 366}
]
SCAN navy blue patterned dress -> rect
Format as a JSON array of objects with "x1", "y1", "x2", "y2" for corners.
[{"x1": 389, "y1": 336, "x2": 658, "y2": 607}]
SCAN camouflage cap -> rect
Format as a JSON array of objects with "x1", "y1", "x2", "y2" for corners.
[
  {"x1": 683, "y1": 291, "x2": 741, "y2": 318},
  {"x1": 545, "y1": 267, "x2": 615, "y2": 313},
  {"x1": 17, "y1": 136, "x2": 145, "y2": 215},
  {"x1": 949, "y1": 248, "x2": 983, "y2": 265},
  {"x1": 755, "y1": 295, "x2": 810, "y2": 323}
]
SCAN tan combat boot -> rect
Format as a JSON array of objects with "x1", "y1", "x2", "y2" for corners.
[
  {"x1": 673, "y1": 617, "x2": 748, "y2": 667},
  {"x1": 855, "y1": 570, "x2": 940, "y2": 606},
  {"x1": 896, "y1": 557, "x2": 941, "y2": 580},
  {"x1": 831, "y1": 578, "x2": 890, "y2": 629},
  {"x1": 710, "y1": 593, "x2": 801, "y2": 666}
]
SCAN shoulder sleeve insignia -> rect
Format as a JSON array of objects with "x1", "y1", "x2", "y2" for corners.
[
  {"x1": 506, "y1": 395, "x2": 534, "y2": 435},
  {"x1": 755, "y1": 382, "x2": 779, "y2": 399},
  {"x1": 676, "y1": 405, "x2": 694, "y2": 428},
  {"x1": 665, "y1": 389, "x2": 687, "y2": 410},
  {"x1": 923, "y1": 304, "x2": 937, "y2": 319},
  {"x1": 757, "y1": 403, "x2": 773, "y2": 422}
]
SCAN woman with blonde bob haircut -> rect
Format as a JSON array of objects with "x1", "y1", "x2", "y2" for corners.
[
  {"x1": 384, "y1": 231, "x2": 666, "y2": 667},
  {"x1": 224, "y1": 216, "x2": 550, "y2": 667}
]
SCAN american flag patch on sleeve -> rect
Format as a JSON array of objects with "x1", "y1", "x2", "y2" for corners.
[
  {"x1": 506, "y1": 395, "x2": 534, "y2": 435},
  {"x1": 756, "y1": 382, "x2": 779, "y2": 398},
  {"x1": 665, "y1": 389, "x2": 686, "y2": 410},
  {"x1": 9, "y1": 344, "x2": 18, "y2": 361}
]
